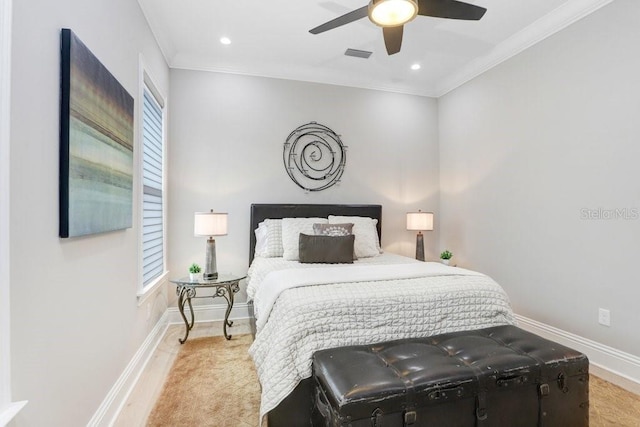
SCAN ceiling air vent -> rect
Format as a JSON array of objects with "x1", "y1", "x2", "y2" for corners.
[{"x1": 344, "y1": 48, "x2": 372, "y2": 59}]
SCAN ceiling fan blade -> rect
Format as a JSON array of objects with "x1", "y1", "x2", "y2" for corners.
[
  {"x1": 309, "y1": 6, "x2": 369, "y2": 34},
  {"x1": 417, "y1": 0, "x2": 487, "y2": 20},
  {"x1": 382, "y1": 26, "x2": 403, "y2": 55}
]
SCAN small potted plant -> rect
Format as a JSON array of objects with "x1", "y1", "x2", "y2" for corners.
[
  {"x1": 188, "y1": 263, "x2": 201, "y2": 281},
  {"x1": 440, "y1": 250, "x2": 453, "y2": 266}
]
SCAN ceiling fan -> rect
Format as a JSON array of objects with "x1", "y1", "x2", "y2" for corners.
[{"x1": 309, "y1": 0, "x2": 487, "y2": 55}]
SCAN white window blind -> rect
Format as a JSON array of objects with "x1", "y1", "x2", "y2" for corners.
[{"x1": 142, "y1": 87, "x2": 164, "y2": 285}]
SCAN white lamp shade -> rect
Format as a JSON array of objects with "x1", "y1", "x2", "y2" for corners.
[
  {"x1": 194, "y1": 211, "x2": 228, "y2": 237},
  {"x1": 406, "y1": 211, "x2": 434, "y2": 231}
]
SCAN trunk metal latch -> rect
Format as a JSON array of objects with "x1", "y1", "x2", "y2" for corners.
[
  {"x1": 404, "y1": 410, "x2": 417, "y2": 425},
  {"x1": 557, "y1": 372, "x2": 569, "y2": 393},
  {"x1": 371, "y1": 408, "x2": 383, "y2": 427}
]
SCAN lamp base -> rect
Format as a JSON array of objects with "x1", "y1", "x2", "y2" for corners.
[
  {"x1": 204, "y1": 238, "x2": 218, "y2": 281},
  {"x1": 415, "y1": 232, "x2": 425, "y2": 262}
]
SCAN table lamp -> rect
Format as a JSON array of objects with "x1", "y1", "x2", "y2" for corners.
[
  {"x1": 406, "y1": 210, "x2": 433, "y2": 261},
  {"x1": 194, "y1": 210, "x2": 228, "y2": 280}
]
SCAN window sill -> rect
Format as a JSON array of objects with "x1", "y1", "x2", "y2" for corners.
[
  {"x1": 0, "y1": 400, "x2": 28, "y2": 425},
  {"x1": 137, "y1": 271, "x2": 169, "y2": 306}
]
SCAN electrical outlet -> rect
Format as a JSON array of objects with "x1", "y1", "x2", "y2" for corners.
[{"x1": 598, "y1": 308, "x2": 610, "y2": 327}]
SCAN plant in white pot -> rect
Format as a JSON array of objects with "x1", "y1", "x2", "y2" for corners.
[
  {"x1": 440, "y1": 250, "x2": 453, "y2": 266},
  {"x1": 189, "y1": 263, "x2": 201, "y2": 281}
]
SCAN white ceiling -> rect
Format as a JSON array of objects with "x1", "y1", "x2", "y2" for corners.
[{"x1": 138, "y1": 0, "x2": 613, "y2": 97}]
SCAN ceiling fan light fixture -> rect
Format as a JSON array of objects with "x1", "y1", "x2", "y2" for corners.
[{"x1": 368, "y1": 0, "x2": 418, "y2": 27}]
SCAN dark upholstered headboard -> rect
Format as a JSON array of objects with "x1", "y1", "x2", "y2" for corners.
[{"x1": 249, "y1": 204, "x2": 382, "y2": 264}]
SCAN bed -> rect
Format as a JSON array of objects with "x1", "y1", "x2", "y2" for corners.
[{"x1": 246, "y1": 204, "x2": 515, "y2": 426}]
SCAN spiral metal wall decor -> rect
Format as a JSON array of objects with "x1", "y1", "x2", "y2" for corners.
[{"x1": 283, "y1": 122, "x2": 347, "y2": 192}]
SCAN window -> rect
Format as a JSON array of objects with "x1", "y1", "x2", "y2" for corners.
[{"x1": 141, "y1": 82, "x2": 165, "y2": 288}]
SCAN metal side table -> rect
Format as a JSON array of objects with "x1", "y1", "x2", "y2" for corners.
[{"x1": 171, "y1": 273, "x2": 245, "y2": 343}]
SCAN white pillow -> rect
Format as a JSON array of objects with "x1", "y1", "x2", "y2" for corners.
[
  {"x1": 328, "y1": 215, "x2": 381, "y2": 258},
  {"x1": 254, "y1": 221, "x2": 268, "y2": 258},
  {"x1": 281, "y1": 217, "x2": 328, "y2": 261},
  {"x1": 263, "y1": 219, "x2": 284, "y2": 257}
]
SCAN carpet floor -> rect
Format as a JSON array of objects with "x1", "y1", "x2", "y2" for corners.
[
  {"x1": 148, "y1": 334, "x2": 640, "y2": 426},
  {"x1": 146, "y1": 334, "x2": 260, "y2": 427}
]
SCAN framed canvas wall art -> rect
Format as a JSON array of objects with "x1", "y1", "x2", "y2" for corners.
[{"x1": 59, "y1": 29, "x2": 134, "y2": 238}]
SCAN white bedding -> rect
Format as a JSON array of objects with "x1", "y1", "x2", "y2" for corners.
[
  {"x1": 247, "y1": 253, "x2": 516, "y2": 419},
  {"x1": 253, "y1": 262, "x2": 486, "y2": 330},
  {"x1": 246, "y1": 252, "x2": 416, "y2": 301}
]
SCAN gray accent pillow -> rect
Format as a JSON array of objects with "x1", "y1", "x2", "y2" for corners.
[
  {"x1": 298, "y1": 233, "x2": 355, "y2": 264},
  {"x1": 312, "y1": 223, "x2": 354, "y2": 236}
]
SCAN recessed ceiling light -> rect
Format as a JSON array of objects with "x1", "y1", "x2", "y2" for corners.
[
  {"x1": 220, "y1": 37, "x2": 231, "y2": 45},
  {"x1": 411, "y1": 63, "x2": 421, "y2": 70}
]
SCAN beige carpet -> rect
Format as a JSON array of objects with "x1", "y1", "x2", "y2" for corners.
[
  {"x1": 147, "y1": 334, "x2": 260, "y2": 427},
  {"x1": 148, "y1": 334, "x2": 640, "y2": 426}
]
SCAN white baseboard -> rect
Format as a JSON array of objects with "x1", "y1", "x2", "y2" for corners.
[
  {"x1": 95, "y1": 303, "x2": 250, "y2": 425},
  {"x1": 515, "y1": 314, "x2": 640, "y2": 395},
  {"x1": 96, "y1": 309, "x2": 640, "y2": 427},
  {"x1": 167, "y1": 302, "x2": 251, "y2": 324},
  {"x1": 87, "y1": 311, "x2": 169, "y2": 427}
]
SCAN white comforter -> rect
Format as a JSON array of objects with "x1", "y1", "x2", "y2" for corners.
[{"x1": 247, "y1": 254, "x2": 515, "y2": 419}]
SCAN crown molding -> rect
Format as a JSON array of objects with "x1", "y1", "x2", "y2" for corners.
[
  {"x1": 146, "y1": 0, "x2": 614, "y2": 99},
  {"x1": 136, "y1": 0, "x2": 175, "y2": 67},
  {"x1": 169, "y1": 62, "x2": 438, "y2": 98},
  {"x1": 434, "y1": 0, "x2": 616, "y2": 97}
]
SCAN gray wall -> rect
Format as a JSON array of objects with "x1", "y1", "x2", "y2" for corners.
[
  {"x1": 168, "y1": 70, "x2": 440, "y2": 301},
  {"x1": 10, "y1": 0, "x2": 169, "y2": 424},
  {"x1": 438, "y1": 0, "x2": 640, "y2": 356},
  {"x1": 9, "y1": 0, "x2": 639, "y2": 423}
]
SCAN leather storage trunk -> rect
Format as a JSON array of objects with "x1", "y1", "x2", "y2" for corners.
[{"x1": 312, "y1": 325, "x2": 588, "y2": 427}]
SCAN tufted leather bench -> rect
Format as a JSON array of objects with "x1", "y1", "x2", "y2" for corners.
[{"x1": 312, "y1": 325, "x2": 589, "y2": 426}]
